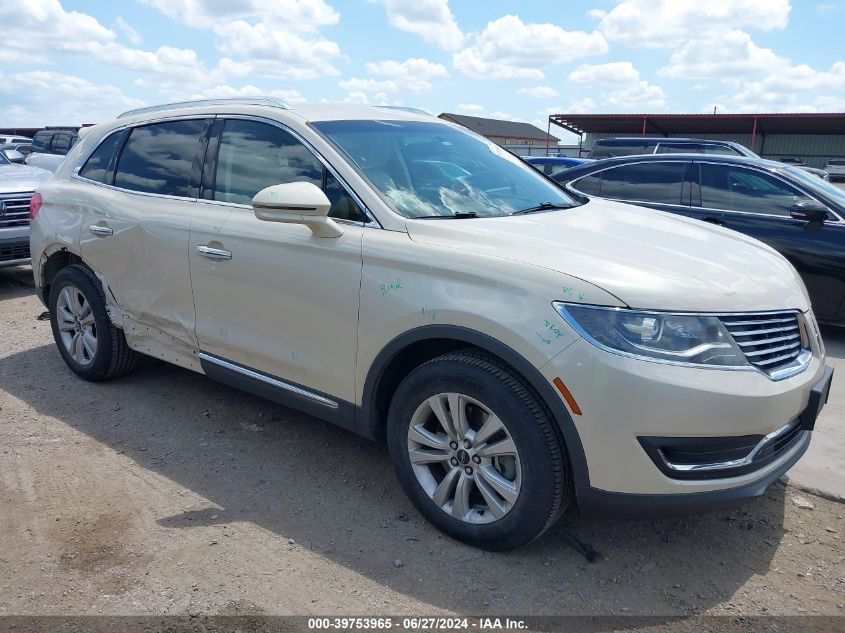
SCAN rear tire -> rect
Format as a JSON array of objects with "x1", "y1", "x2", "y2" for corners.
[
  {"x1": 48, "y1": 264, "x2": 138, "y2": 382},
  {"x1": 387, "y1": 350, "x2": 572, "y2": 550}
]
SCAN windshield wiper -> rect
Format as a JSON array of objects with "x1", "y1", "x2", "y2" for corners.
[
  {"x1": 417, "y1": 211, "x2": 479, "y2": 219},
  {"x1": 510, "y1": 202, "x2": 573, "y2": 216}
]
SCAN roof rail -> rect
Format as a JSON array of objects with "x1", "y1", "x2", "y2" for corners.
[
  {"x1": 117, "y1": 97, "x2": 290, "y2": 119},
  {"x1": 376, "y1": 106, "x2": 433, "y2": 117}
]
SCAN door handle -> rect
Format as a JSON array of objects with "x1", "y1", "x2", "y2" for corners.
[
  {"x1": 88, "y1": 224, "x2": 113, "y2": 236},
  {"x1": 702, "y1": 217, "x2": 726, "y2": 227},
  {"x1": 196, "y1": 245, "x2": 232, "y2": 260}
]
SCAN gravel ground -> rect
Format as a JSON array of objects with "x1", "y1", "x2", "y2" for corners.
[{"x1": 0, "y1": 265, "x2": 843, "y2": 622}]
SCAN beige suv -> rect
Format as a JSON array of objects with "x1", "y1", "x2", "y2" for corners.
[{"x1": 30, "y1": 98, "x2": 832, "y2": 550}]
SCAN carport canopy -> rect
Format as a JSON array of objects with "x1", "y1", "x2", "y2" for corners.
[{"x1": 548, "y1": 113, "x2": 845, "y2": 137}]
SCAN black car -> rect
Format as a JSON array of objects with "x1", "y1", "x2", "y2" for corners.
[
  {"x1": 30, "y1": 128, "x2": 79, "y2": 156},
  {"x1": 553, "y1": 154, "x2": 845, "y2": 325}
]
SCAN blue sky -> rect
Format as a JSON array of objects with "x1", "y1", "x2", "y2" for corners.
[{"x1": 1, "y1": 0, "x2": 844, "y2": 140}]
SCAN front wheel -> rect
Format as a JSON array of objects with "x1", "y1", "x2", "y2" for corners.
[{"x1": 387, "y1": 351, "x2": 572, "y2": 550}]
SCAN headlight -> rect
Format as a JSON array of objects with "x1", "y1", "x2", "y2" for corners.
[{"x1": 554, "y1": 303, "x2": 747, "y2": 367}]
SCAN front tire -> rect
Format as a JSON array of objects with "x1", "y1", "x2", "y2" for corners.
[
  {"x1": 48, "y1": 264, "x2": 138, "y2": 382},
  {"x1": 387, "y1": 350, "x2": 572, "y2": 550}
]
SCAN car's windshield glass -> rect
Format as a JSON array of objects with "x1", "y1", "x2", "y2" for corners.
[
  {"x1": 312, "y1": 120, "x2": 577, "y2": 218},
  {"x1": 0, "y1": 152, "x2": 9, "y2": 165},
  {"x1": 781, "y1": 165, "x2": 845, "y2": 207}
]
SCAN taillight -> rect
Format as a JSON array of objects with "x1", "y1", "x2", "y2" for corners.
[{"x1": 29, "y1": 192, "x2": 42, "y2": 219}]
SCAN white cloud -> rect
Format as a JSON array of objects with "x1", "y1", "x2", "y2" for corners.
[
  {"x1": 457, "y1": 103, "x2": 485, "y2": 115},
  {"x1": 567, "y1": 62, "x2": 666, "y2": 111},
  {"x1": 115, "y1": 16, "x2": 142, "y2": 44},
  {"x1": 453, "y1": 15, "x2": 607, "y2": 80},
  {"x1": 591, "y1": 0, "x2": 791, "y2": 48},
  {"x1": 660, "y1": 31, "x2": 786, "y2": 79},
  {"x1": 568, "y1": 61, "x2": 640, "y2": 86},
  {"x1": 340, "y1": 58, "x2": 448, "y2": 96},
  {"x1": 213, "y1": 21, "x2": 341, "y2": 79},
  {"x1": 374, "y1": 0, "x2": 465, "y2": 50},
  {"x1": 141, "y1": 0, "x2": 343, "y2": 81},
  {"x1": 141, "y1": 0, "x2": 339, "y2": 31},
  {"x1": 518, "y1": 86, "x2": 559, "y2": 99},
  {"x1": 189, "y1": 84, "x2": 307, "y2": 103},
  {"x1": 816, "y1": 3, "x2": 840, "y2": 13},
  {"x1": 0, "y1": 71, "x2": 145, "y2": 126}
]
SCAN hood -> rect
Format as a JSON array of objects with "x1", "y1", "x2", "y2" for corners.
[
  {"x1": 406, "y1": 198, "x2": 809, "y2": 313},
  {"x1": 0, "y1": 164, "x2": 52, "y2": 193}
]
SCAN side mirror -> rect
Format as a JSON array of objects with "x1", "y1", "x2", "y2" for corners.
[
  {"x1": 790, "y1": 199, "x2": 828, "y2": 223},
  {"x1": 253, "y1": 182, "x2": 343, "y2": 238}
]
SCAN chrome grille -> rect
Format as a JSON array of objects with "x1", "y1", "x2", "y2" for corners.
[
  {"x1": 720, "y1": 312, "x2": 805, "y2": 374},
  {"x1": 0, "y1": 191, "x2": 33, "y2": 228}
]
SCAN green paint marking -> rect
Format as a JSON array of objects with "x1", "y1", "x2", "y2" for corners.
[
  {"x1": 562, "y1": 286, "x2": 586, "y2": 301},
  {"x1": 543, "y1": 319, "x2": 564, "y2": 340},
  {"x1": 421, "y1": 307, "x2": 437, "y2": 322},
  {"x1": 379, "y1": 278, "x2": 403, "y2": 296}
]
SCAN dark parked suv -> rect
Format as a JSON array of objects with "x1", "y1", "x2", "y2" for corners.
[
  {"x1": 587, "y1": 137, "x2": 755, "y2": 159},
  {"x1": 30, "y1": 128, "x2": 79, "y2": 156},
  {"x1": 554, "y1": 154, "x2": 845, "y2": 326}
]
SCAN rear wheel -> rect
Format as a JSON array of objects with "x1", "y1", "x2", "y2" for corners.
[
  {"x1": 387, "y1": 350, "x2": 572, "y2": 550},
  {"x1": 48, "y1": 265, "x2": 138, "y2": 382}
]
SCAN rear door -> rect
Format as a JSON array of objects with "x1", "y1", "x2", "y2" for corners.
[
  {"x1": 691, "y1": 161, "x2": 845, "y2": 321},
  {"x1": 78, "y1": 118, "x2": 211, "y2": 351}
]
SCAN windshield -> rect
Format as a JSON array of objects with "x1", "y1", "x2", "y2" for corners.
[
  {"x1": 781, "y1": 165, "x2": 845, "y2": 207},
  {"x1": 312, "y1": 120, "x2": 577, "y2": 218},
  {"x1": 0, "y1": 152, "x2": 9, "y2": 165}
]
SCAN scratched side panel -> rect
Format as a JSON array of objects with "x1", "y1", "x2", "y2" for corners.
[{"x1": 355, "y1": 229, "x2": 623, "y2": 406}]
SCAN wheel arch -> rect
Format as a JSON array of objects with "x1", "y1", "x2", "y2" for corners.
[
  {"x1": 360, "y1": 325, "x2": 590, "y2": 487},
  {"x1": 37, "y1": 246, "x2": 84, "y2": 305}
]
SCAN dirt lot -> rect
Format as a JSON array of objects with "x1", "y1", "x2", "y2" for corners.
[{"x1": 1, "y1": 266, "x2": 843, "y2": 621}]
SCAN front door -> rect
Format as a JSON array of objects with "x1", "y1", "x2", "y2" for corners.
[
  {"x1": 188, "y1": 117, "x2": 367, "y2": 405},
  {"x1": 692, "y1": 161, "x2": 845, "y2": 322}
]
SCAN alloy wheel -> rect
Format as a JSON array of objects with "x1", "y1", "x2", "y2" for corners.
[
  {"x1": 407, "y1": 392, "x2": 522, "y2": 524},
  {"x1": 55, "y1": 285, "x2": 97, "y2": 366}
]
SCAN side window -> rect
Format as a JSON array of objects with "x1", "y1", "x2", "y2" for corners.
[
  {"x1": 699, "y1": 164, "x2": 802, "y2": 216},
  {"x1": 599, "y1": 162, "x2": 686, "y2": 205},
  {"x1": 703, "y1": 144, "x2": 742, "y2": 156},
  {"x1": 656, "y1": 143, "x2": 702, "y2": 154},
  {"x1": 79, "y1": 131, "x2": 125, "y2": 184},
  {"x1": 571, "y1": 173, "x2": 602, "y2": 196},
  {"x1": 212, "y1": 119, "x2": 365, "y2": 222},
  {"x1": 31, "y1": 133, "x2": 50, "y2": 153},
  {"x1": 51, "y1": 134, "x2": 71, "y2": 155},
  {"x1": 114, "y1": 119, "x2": 206, "y2": 197}
]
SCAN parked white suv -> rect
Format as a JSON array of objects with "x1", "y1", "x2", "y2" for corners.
[
  {"x1": 30, "y1": 98, "x2": 832, "y2": 550},
  {"x1": 825, "y1": 159, "x2": 845, "y2": 182}
]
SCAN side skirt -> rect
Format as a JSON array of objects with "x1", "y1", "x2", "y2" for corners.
[{"x1": 198, "y1": 352, "x2": 363, "y2": 437}]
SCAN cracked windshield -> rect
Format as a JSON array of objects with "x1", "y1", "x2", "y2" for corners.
[{"x1": 313, "y1": 119, "x2": 577, "y2": 218}]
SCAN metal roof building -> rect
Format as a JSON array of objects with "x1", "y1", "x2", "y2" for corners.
[
  {"x1": 439, "y1": 113, "x2": 559, "y2": 155},
  {"x1": 547, "y1": 113, "x2": 845, "y2": 168}
]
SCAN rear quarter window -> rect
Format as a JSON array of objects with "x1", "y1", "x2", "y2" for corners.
[{"x1": 78, "y1": 131, "x2": 126, "y2": 184}]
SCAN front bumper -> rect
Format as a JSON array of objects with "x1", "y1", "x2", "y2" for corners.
[
  {"x1": 542, "y1": 329, "x2": 828, "y2": 505},
  {"x1": 0, "y1": 228, "x2": 31, "y2": 267}
]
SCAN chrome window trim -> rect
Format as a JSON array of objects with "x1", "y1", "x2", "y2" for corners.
[
  {"x1": 554, "y1": 302, "x2": 813, "y2": 381},
  {"x1": 659, "y1": 419, "x2": 801, "y2": 473},
  {"x1": 198, "y1": 352, "x2": 338, "y2": 409}
]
